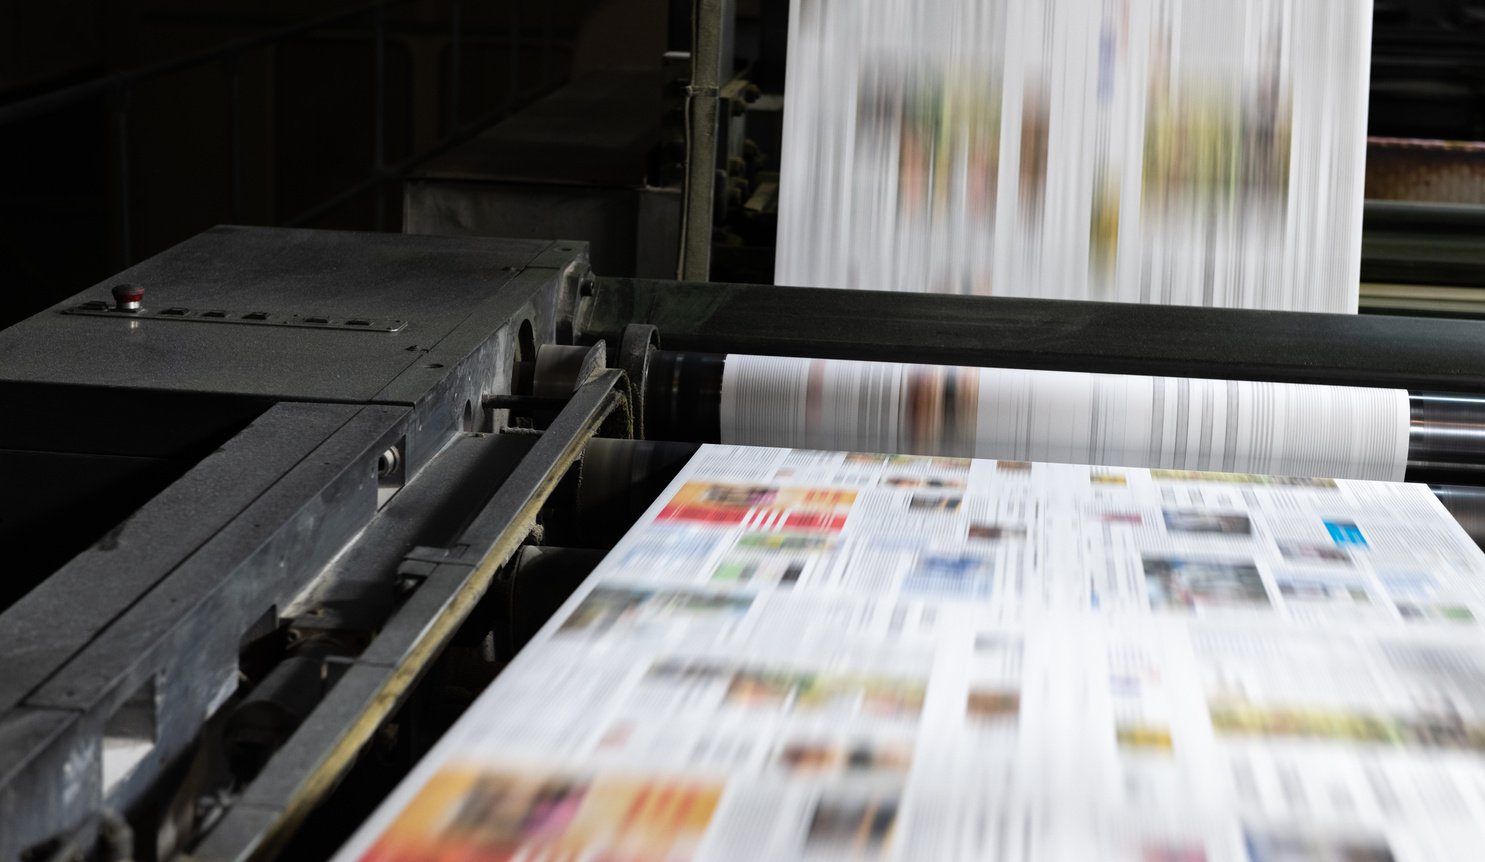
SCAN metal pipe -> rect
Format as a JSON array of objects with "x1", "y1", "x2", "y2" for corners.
[
  {"x1": 583, "y1": 276, "x2": 1485, "y2": 393},
  {"x1": 223, "y1": 653, "x2": 336, "y2": 781},
  {"x1": 1409, "y1": 392, "x2": 1485, "y2": 466},
  {"x1": 1432, "y1": 485, "x2": 1485, "y2": 546},
  {"x1": 678, "y1": 0, "x2": 727, "y2": 280}
]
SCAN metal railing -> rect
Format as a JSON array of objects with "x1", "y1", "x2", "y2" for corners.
[{"x1": 0, "y1": 0, "x2": 565, "y2": 271}]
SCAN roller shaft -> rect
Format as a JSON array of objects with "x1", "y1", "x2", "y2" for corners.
[{"x1": 644, "y1": 350, "x2": 1485, "y2": 485}]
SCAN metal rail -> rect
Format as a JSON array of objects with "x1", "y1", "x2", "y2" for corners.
[
  {"x1": 190, "y1": 371, "x2": 630, "y2": 861},
  {"x1": 678, "y1": 0, "x2": 728, "y2": 281}
]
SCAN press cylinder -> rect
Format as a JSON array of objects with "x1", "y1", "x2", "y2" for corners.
[{"x1": 641, "y1": 350, "x2": 1485, "y2": 485}]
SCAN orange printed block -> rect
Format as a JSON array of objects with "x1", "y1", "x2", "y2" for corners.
[
  {"x1": 657, "y1": 482, "x2": 856, "y2": 533},
  {"x1": 362, "y1": 767, "x2": 723, "y2": 862}
]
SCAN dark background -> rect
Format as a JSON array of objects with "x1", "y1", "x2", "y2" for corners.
[
  {"x1": 0, "y1": 0, "x2": 1482, "y2": 331},
  {"x1": 0, "y1": 0, "x2": 686, "y2": 330}
]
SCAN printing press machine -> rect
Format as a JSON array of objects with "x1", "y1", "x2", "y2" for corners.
[{"x1": 6, "y1": 226, "x2": 1485, "y2": 861}]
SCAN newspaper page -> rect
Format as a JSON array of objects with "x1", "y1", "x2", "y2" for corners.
[
  {"x1": 719, "y1": 354, "x2": 1412, "y2": 482},
  {"x1": 335, "y1": 446, "x2": 1485, "y2": 861},
  {"x1": 776, "y1": 0, "x2": 1373, "y2": 312}
]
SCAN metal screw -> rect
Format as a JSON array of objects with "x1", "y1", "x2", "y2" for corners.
[{"x1": 377, "y1": 446, "x2": 401, "y2": 479}]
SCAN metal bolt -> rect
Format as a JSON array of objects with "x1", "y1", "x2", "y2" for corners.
[
  {"x1": 377, "y1": 446, "x2": 401, "y2": 479},
  {"x1": 111, "y1": 283, "x2": 144, "y2": 311}
]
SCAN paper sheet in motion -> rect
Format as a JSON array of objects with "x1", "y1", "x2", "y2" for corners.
[
  {"x1": 720, "y1": 354, "x2": 1412, "y2": 481},
  {"x1": 777, "y1": 0, "x2": 1372, "y2": 311},
  {"x1": 337, "y1": 446, "x2": 1485, "y2": 861}
]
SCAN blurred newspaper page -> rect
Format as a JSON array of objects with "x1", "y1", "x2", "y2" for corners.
[
  {"x1": 337, "y1": 446, "x2": 1485, "y2": 861},
  {"x1": 776, "y1": 0, "x2": 1371, "y2": 312},
  {"x1": 717, "y1": 353, "x2": 1413, "y2": 481}
]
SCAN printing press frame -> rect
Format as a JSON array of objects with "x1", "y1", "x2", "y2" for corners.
[
  {"x1": 0, "y1": 227, "x2": 637, "y2": 861},
  {"x1": 4, "y1": 225, "x2": 1485, "y2": 861}
]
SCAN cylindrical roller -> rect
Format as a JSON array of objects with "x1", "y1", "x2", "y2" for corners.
[
  {"x1": 580, "y1": 438, "x2": 702, "y2": 529},
  {"x1": 533, "y1": 342, "x2": 606, "y2": 397},
  {"x1": 640, "y1": 351, "x2": 1485, "y2": 485},
  {"x1": 493, "y1": 546, "x2": 610, "y2": 659},
  {"x1": 542, "y1": 438, "x2": 704, "y2": 548},
  {"x1": 1410, "y1": 393, "x2": 1485, "y2": 466},
  {"x1": 617, "y1": 324, "x2": 660, "y2": 437},
  {"x1": 1433, "y1": 485, "x2": 1485, "y2": 547},
  {"x1": 223, "y1": 654, "x2": 332, "y2": 781},
  {"x1": 644, "y1": 349, "x2": 723, "y2": 443},
  {"x1": 723, "y1": 352, "x2": 1413, "y2": 481}
]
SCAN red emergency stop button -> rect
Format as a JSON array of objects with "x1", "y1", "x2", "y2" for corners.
[{"x1": 112, "y1": 284, "x2": 144, "y2": 311}]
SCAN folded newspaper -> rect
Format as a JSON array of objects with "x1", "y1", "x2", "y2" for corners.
[{"x1": 336, "y1": 446, "x2": 1485, "y2": 861}]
